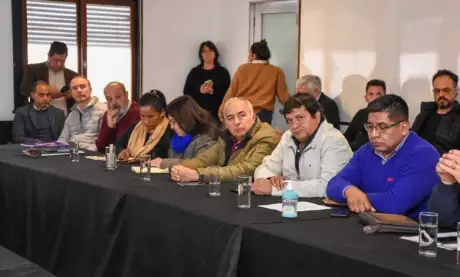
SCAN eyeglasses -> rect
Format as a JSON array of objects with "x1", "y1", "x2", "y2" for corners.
[
  {"x1": 432, "y1": 88, "x2": 455, "y2": 94},
  {"x1": 364, "y1": 121, "x2": 404, "y2": 134}
]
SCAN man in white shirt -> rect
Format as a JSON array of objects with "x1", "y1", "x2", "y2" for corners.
[
  {"x1": 252, "y1": 93, "x2": 352, "y2": 197},
  {"x1": 20, "y1": 41, "x2": 79, "y2": 115}
]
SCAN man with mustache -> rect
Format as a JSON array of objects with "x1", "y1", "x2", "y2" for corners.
[
  {"x1": 95, "y1": 82, "x2": 140, "y2": 152},
  {"x1": 412, "y1": 69, "x2": 460, "y2": 154}
]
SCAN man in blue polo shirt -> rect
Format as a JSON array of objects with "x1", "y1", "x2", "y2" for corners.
[{"x1": 326, "y1": 94, "x2": 440, "y2": 219}]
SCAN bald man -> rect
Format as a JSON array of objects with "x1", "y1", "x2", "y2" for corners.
[
  {"x1": 96, "y1": 82, "x2": 140, "y2": 152},
  {"x1": 58, "y1": 76, "x2": 106, "y2": 151},
  {"x1": 170, "y1": 97, "x2": 280, "y2": 183}
]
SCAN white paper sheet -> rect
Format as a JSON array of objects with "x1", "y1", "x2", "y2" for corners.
[
  {"x1": 86, "y1": 156, "x2": 106, "y2": 161},
  {"x1": 131, "y1": 166, "x2": 169, "y2": 174},
  {"x1": 258, "y1": 202, "x2": 331, "y2": 212},
  {"x1": 400, "y1": 232, "x2": 458, "y2": 251}
]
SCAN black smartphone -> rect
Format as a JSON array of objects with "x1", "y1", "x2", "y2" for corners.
[
  {"x1": 230, "y1": 188, "x2": 256, "y2": 195},
  {"x1": 330, "y1": 208, "x2": 351, "y2": 218}
]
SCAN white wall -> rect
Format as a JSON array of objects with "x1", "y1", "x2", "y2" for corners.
[
  {"x1": 299, "y1": 0, "x2": 460, "y2": 124},
  {"x1": 0, "y1": 0, "x2": 14, "y2": 121},
  {"x1": 143, "y1": 0, "x2": 257, "y2": 102}
]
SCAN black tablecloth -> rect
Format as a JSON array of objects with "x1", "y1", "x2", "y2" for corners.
[
  {"x1": 238, "y1": 216, "x2": 460, "y2": 277},
  {"x1": 0, "y1": 245, "x2": 54, "y2": 277},
  {"x1": 0, "y1": 145, "x2": 459, "y2": 277}
]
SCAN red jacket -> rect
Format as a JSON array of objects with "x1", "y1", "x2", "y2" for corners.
[{"x1": 96, "y1": 101, "x2": 140, "y2": 152}]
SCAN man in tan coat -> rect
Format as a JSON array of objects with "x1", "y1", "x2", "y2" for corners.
[{"x1": 170, "y1": 97, "x2": 280, "y2": 183}]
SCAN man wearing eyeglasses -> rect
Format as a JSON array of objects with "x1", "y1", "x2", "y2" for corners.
[
  {"x1": 251, "y1": 93, "x2": 352, "y2": 196},
  {"x1": 412, "y1": 70, "x2": 460, "y2": 155},
  {"x1": 326, "y1": 95, "x2": 440, "y2": 219}
]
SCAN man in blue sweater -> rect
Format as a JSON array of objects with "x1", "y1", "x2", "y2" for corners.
[
  {"x1": 429, "y1": 150, "x2": 460, "y2": 229},
  {"x1": 326, "y1": 95, "x2": 440, "y2": 219}
]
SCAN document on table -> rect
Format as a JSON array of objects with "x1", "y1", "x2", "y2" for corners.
[
  {"x1": 259, "y1": 202, "x2": 331, "y2": 212},
  {"x1": 86, "y1": 155, "x2": 106, "y2": 161},
  {"x1": 400, "y1": 232, "x2": 458, "y2": 251},
  {"x1": 131, "y1": 166, "x2": 169, "y2": 174}
]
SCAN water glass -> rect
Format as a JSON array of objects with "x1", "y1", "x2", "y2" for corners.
[
  {"x1": 208, "y1": 166, "x2": 221, "y2": 197},
  {"x1": 419, "y1": 212, "x2": 438, "y2": 258},
  {"x1": 105, "y1": 144, "x2": 117, "y2": 171},
  {"x1": 237, "y1": 176, "x2": 252, "y2": 208},
  {"x1": 69, "y1": 141, "x2": 79, "y2": 163},
  {"x1": 139, "y1": 155, "x2": 151, "y2": 181}
]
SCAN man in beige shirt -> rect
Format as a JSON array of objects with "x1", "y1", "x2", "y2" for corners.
[{"x1": 21, "y1": 41, "x2": 79, "y2": 115}]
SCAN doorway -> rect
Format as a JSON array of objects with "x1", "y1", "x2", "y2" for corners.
[{"x1": 250, "y1": 0, "x2": 298, "y2": 130}]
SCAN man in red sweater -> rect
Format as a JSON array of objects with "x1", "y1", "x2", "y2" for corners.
[{"x1": 96, "y1": 82, "x2": 140, "y2": 152}]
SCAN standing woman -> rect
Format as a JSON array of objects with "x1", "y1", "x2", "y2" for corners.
[
  {"x1": 218, "y1": 39, "x2": 289, "y2": 124},
  {"x1": 183, "y1": 41, "x2": 231, "y2": 121}
]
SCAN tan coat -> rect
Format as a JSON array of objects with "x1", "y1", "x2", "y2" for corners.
[{"x1": 181, "y1": 119, "x2": 280, "y2": 182}]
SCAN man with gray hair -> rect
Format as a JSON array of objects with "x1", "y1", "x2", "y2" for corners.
[
  {"x1": 170, "y1": 97, "x2": 280, "y2": 183},
  {"x1": 296, "y1": 74, "x2": 340, "y2": 129}
]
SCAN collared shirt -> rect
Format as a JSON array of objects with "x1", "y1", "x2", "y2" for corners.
[
  {"x1": 33, "y1": 104, "x2": 49, "y2": 111},
  {"x1": 251, "y1": 60, "x2": 268, "y2": 64},
  {"x1": 48, "y1": 65, "x2": 67, "y2": 115},
  {"x1": 117, "y1": 101, "x2": 132, "y2": 123},
  {"x1": 374, "y1": 134, "x2": 410, "y2": 164}
]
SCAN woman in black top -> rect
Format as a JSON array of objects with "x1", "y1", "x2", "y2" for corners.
[{"x1": 183, "y1": 41, "x2": 231, "y2": 121}]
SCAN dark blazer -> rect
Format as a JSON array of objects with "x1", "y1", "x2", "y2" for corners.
[
  {"x1": 412, "y1": 101, "x2": 460, "y2": 155},
  {"x1": 20, "y1": 62, "x2": 79, "y2": 110},
  {"x1": 318, "y1": 93, "x2": 340, "y2": 130},
  {"x1": 12, "y1": 103, "x2": 66, "y2": 143}
]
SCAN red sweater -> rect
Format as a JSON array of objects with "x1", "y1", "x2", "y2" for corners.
[{"x1": 96, "y1": 101, "x2": 140, "y2": 152}]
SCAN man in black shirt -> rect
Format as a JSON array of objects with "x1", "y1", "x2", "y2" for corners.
[
  {"x1": 412, "y1": 69, "x2": 460, "y2": 154},
  {"x1": 295, "y1": 75, "x2": 341, "y2": 129},
  {"x1": 344, "y1": 79, "x2": 386, "y2": 151}
]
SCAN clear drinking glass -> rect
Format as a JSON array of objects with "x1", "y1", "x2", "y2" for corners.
[
  {"x1": 139, "y1": 155, "x2": 151, "y2": 181},
  {"x1": 208, "y1": 166, "x2": 221, "y2": 197},
  {"x1": 105, "y1": 144, "x2": 117, "y2": 171},
  {"x1": 237, "y1": 176, "x2": 252, "y2": 208},
  {"x1": 69, "y1": 141, "x2": 80, "y2": 163},
  {"x1": 419, "y1": 212, "x2": 438, "y2": 257}
]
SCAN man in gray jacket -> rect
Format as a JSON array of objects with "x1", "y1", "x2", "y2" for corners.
[
  {"x1": 58, "y1": 76, "x2": 106, "y2": 151},
  {"x1": 13, "y1": 81, "x2": 65, "y2": 143},
  {"x1": 252, "y1": 93, "x2": 352, "y2": 197}
]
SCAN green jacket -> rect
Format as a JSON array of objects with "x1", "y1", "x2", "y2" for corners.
[{"x1": 181, "y1": 119, "x2": 280, "y2": 182}]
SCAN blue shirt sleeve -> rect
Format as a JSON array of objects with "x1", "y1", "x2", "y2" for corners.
[
  {"x1": 326, "y1": 147, "x2": 363, "y2": 202},
  {"x1": 366, "y1": 148, "x2": 439, "y2": 215}
]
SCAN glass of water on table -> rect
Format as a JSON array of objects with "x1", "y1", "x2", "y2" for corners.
[
  {"x1": 237, "y1": 176, "x2": 252, "y2": 208},
  {"x1": 208, "y1": 166, "x2": 221, "y2": 197},
  {"x1": 419, "y1": 212, "x2": 438, "y2": 257}
]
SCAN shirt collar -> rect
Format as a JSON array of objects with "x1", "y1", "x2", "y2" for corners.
[
  {"x1": 46, "y1": 62, "x2": 64, "y2": 74},
  {"x1": 252, "y1": 60, "x2": 268, "y2": 64},
  {"x1": 34, "y1": 104, "x2": 49, "y2": 111},
  {"x1": 289, "y1": 118, "x2": 325, "y2": 151},
  {"x1": 374, "y1": 133, "x2": 410, "y2": 164}
]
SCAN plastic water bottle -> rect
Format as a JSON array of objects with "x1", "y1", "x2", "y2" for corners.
[{"x1": 282, "y1": 180, "x2": 298, "y2": 218}]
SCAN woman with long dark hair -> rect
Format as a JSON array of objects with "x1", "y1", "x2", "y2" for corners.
[
  {"x1": 183, "y1": 41, "x2": 231, "y2": 121},
  {"x1": 150, "y1": 95, "x2": 219, "y2": 169},
  {"x1": 218, "y1": 39, "x2": 289, "y2": 124}
]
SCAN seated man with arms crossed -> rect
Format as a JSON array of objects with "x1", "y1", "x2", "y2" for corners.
[
  {"x1": 58, "y1": 76, "x2": 107, "y2": 151},
  {"x1": 13, "y1": 81, "x2": 65, "y2": 143},
  {"x1": 326, "y1": 95, "x2": 440, "y2": 219},
  {"x1": 429, "y1": 150, "x2": 460, "y2": 229},
  {"x1": 96, "y1": 81, "x2": 140, "y2": 152},
  {"x1": 252, "y1": 93, "x2": 352, "y2": 196},
  {"x1": 170, "y1": 97, "x2": 280, "y2": 183}
]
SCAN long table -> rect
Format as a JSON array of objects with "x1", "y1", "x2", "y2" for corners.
[
  {"x1": 0, "y1": 245, "x2": 54, "y2": 277},
  {"x1": 0, "y1": 145, "x2": 458, "y2": 276}
]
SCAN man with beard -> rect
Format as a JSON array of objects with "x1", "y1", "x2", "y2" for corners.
[
  {"x1": 95, "y1": 82, "x2": 140, "y2": 152},
  {"x1": 412, "y1": 70, "x2": 460, "y2": 155}
]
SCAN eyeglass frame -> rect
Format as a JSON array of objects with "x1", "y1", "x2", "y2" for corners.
[{"x1": 363, "y1": 120, "x2": 405, "y2": 134}]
